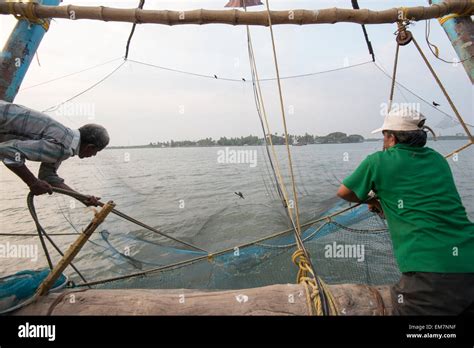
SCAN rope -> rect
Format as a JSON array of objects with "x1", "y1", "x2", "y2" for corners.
[
  {"x1": 292, "y1": 250, "x2": 338, "y2": 315},
  {"x1": 0, "y1": 232, "x2": 78, "y2": 236},
  {"x1": 7, "y1": 1, "x2": 50, "y2": 31},
  {"x1": 27, "y1": 192, "x2": 91, "y2": 286},
  {"x1": 264, "y1": 0, "x2": 332, "y2": 316},
  {"x1": 256, "y1": 217, "x2": 389, "y2": 249},
  {"x1": 25, "y1": 187, "x2": 209, "y2": 289},
  {"x1": 246, "y1": 1, "x2": 313, "y2": 263},
  {"x1": 127, "y1": 58, "x2": 373, "y2": 83},
  {"x1": 258, "y1": 145, "x2": 278, "y2": 201},
  {"x1": 411, "y1": 35, "x2": 473, "y2": 141},
  {"x1": 42, "y1": 61, "x2": 126, "y2": 113},
  {"x1": 388, "y1": 43, "x2": 400, "y2": 114},
  {"x1": 28, "y1": 192, "x2": 53, "y2": 270},
  {"x1": 438, "y1": 7, "x2": 473, "y2": 25},
  {"x1": 259, "y1": 61, "x2": 373, "y2": 81},
  {"x1": 425, "y1": 20, "x2": 472, "y2": 64},
  {"x1": 20, "y1": 57, "x2": 124, "y2": 91},
  {"x1": 255, "y1": 221, "x2": 330, "y2": 249},
  {"x1": 55, "y1": 197, "x2": 133, "y2": 259},
  {"x1": 72, "y1": 203, "x2": 364, "y2": 288},
  {"x1": 246, "y1": 23, "x2": 286, "y2": 205},
  {"x1": 351, "y1": 0, "x2": 375, "y2": 62},
  {"x1": 46, "y1": 288, "x2": 88, "y2": 316},
  {"x1": 264, "y1": 0, "x2": 303, "y2": 240},
  {"x1": 328, "y1": 219, "x2": 388, "y2": 234},
  {"x1": 124, "y1": 0, "x2": 145, "y2": 59},
  {"x1": 244, "y1": 2, "x2": 305, "y2": 248},
  {"x1": 373, "y1": 62, "x2": 474, "y2": 128},
  {"x1": 48, "y1": 187, "x2": 208, "y2": 253},
  {"x1": 386, "y1": 22, "x2": 473, "y2": 144}
]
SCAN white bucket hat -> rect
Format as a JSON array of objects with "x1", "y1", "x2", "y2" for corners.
[{"x1": 371, "y1": 109, "x2": 426, "y2": 134}]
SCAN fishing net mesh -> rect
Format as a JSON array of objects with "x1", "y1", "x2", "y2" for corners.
[
  {"x1": 81, "y1": 204, "x2": 401, "y2": 290},
  {"x1": 7, "y1": 59, "x2": 470, "y2": 292}
]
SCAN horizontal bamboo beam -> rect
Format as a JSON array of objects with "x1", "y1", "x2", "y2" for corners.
[{"x1": 0, "y1": 1, "x2": 472, "y2": 26}]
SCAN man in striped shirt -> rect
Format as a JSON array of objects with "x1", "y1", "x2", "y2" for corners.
[{"x1": 0, "y1": 100, "x2": 109, "y2": 206}]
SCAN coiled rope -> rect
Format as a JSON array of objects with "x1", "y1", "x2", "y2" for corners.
[{"x1": 292, "y1": 250, "x2": 338, "y2": 316}]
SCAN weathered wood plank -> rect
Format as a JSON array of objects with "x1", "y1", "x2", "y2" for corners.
[{"x1": 15, "y1": 283, "x2": 392, "y2": 316}]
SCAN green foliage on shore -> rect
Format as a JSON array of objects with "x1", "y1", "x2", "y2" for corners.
[{"x1": 108, "y1": 132, "x2": 366, "y2": 149}]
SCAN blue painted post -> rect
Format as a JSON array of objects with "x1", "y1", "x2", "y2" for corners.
[
  {"x1": 430, "y1": 0, "x2": 474, "y2": 83},
  {"x1": 0, "y1": 0, "x2": 61, "y2": 102}
]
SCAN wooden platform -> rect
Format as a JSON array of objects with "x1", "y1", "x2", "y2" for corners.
[{"x1": 15, "y1": 283, "x2": 393, "y2": 315}]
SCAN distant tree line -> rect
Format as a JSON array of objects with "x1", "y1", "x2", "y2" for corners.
[{"x1": 146, "y1": 132, "x2": 364, "y2": 148}]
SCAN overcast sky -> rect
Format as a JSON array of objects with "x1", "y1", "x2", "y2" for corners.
[{"x1": 1, "y1": 0, "x2": 472, "y2": 146}]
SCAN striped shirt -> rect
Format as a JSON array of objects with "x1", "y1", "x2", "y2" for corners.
[{"x1": 0, "y1": 100, "x2": 80, "y2": 184}]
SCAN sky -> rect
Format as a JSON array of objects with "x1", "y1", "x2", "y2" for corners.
[{"x1": 0, "y1": 0, "x2": 472, "y2": 146}]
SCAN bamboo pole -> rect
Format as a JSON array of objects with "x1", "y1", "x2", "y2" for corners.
[
  {"x1": 444, "y1": 141, "x2": 473, "y2": 159},
  {"x1": 412, "y1": 36, "x2": 473, "y2": 141},
  {"x1": 35, "y1": 201, "x2": 116, "y2": 297},
  {"x1": 0, "y1": 1, "x2": 472, "y2": 26}
]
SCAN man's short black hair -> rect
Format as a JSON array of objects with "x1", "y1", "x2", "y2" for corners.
[{"x1": 384, "y1": 129, "x2": 427, "y2": 147}]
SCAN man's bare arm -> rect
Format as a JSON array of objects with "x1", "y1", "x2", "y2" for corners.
[
  {"x1": 336, "y1": 184, "x2": 361, "y2": 203},
  {"x1": 337, "y1": 184, "x2": 385, "y2": 218},
  {"x1": 5, "y1": 163, "x2": 37, "y2": 186},
  {"x1": 5, "y1": 163, "x2": 52, "y2": 195},
  {"x1": 5, "y1": 163, "x2": 99, "y2": 205}
]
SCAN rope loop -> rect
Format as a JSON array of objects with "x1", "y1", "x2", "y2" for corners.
[
  {"x1": 438, "y1": 5, "x2": 473, "y2": 24},
  {"x1": 8, "y1": 1, "x2": 51, "y2": 31},
  {"x1": 292, "y1": 249, "x2": 314, "y2": 281},
  {"x1": 394, "y1": 12, "x2": 413, "y2": 46}
]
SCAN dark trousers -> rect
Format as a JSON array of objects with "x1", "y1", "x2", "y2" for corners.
[{"x1": 391, "y1": 272, "x2": 474, "y2": 315}]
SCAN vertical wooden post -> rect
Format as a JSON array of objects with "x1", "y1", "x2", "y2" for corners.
[{"x1": 35, "y1": 201, "x2": 116, "y2": 297}]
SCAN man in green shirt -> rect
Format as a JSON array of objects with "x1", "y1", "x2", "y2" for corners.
[{"x1": 337, "y1": 109, "x2": 474, "y2": 315}]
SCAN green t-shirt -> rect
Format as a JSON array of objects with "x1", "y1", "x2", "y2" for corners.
[{"x1": 342, "y1": 143, "x2": 474, "y2": 273}]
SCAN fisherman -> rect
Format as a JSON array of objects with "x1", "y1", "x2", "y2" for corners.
[
  {"x1": 336, "y1": 109, "x2": 474, "y2": 315},
  {"x1": 0, "y1": 100, "x2": 108, "y2": 206}
]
